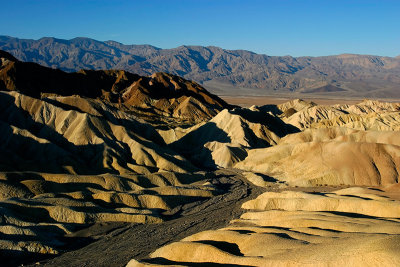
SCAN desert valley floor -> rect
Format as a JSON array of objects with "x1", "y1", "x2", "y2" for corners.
[{"x1": 0, "y1": 50, "x2": 400, "y2": 266}]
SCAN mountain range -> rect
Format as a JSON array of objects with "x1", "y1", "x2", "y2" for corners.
[{"x1": 1, "y1": 35, "x2": 400, "y2": 98}]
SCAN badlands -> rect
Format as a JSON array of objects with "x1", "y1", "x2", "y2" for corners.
[{"x1": 0, "y1": 50, "x2": 399, "y2": 266}]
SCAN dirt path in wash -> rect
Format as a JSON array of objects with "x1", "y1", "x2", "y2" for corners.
[{"x1": 32, "y1": 170, "x2": 265, "y2": 267}]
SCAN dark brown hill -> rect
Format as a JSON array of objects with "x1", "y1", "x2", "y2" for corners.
[{"x1": 0, "y1": 50, "x2": 229, "y2": 122}]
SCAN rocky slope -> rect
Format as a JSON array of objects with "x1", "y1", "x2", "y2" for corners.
[{"x1": 2, "y1": 36, "x2": 400, "y2": 98}]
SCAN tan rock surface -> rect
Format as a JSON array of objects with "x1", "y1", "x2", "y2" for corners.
[
  {"x1": 236, "y1": 141, "x2": 400, "y2": 186},
  {"x1": 234, "y1": 99, "x2": 400, "y2": 187},
  {"x1": 131, "y1": 187, "x2": 400, "y2": 266}
]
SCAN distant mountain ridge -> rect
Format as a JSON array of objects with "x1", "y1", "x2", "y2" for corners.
[{"x1": 1, "y1": 35, "x2": 400, "y2": 98}]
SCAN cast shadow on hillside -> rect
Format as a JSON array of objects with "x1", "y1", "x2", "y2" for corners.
[
  {"x1": 256, "y1": 104, "x2": 283, "y2": 116},
  {"x1": 169, "y1": 122, "x2": 231, "y2": 169},
  {"x1": 230, "y1": 108, "x2": 300, "y2": 137},
  {"x1": 171, "y1": 122, "x2": 231, "y2": 152}
]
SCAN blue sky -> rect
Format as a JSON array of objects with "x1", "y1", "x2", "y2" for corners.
[{"x1": 1, "y1": 0, "x2": 399, "y2": 57}]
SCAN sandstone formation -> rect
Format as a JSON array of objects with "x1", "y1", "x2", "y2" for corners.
[{"x1": 130, "y1": 187, "x2": 400, "y2": 266}]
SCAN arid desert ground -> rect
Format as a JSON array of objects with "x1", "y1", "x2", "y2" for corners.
[{"x1": 0, "y1": 50, "x2": 399, "y2": 267}]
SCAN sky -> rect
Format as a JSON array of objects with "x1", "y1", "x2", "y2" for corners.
[{"x1": 1, "y1": 0, "x2": 399, "y2": 57}]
